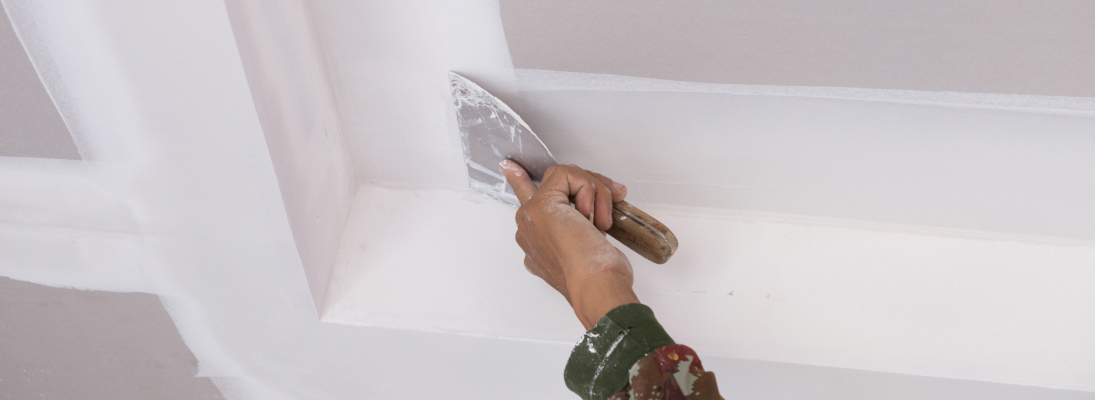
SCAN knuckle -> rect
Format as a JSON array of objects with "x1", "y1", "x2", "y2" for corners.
[{"x1": 516, "y1": 207, "x2": 534, "y2": 222}]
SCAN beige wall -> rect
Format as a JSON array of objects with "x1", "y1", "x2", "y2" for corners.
[{"x1": 501, "y1": 0, "x2": 1095, "y2": 97}]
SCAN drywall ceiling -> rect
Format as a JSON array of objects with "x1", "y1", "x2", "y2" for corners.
[
  {"x1": 0, "y1": 1, "x2": 573, "y2": 399},
  {"x1": 0, "y1": 277, "x2": 225, "y2": 399},
  {"x1": 223, "y1": 0, "x2": 356, "y2": 312},
  {"x1": 1, "y1": 0, "x2": 1093, "y2": 399},
  {"x1": 302, "y1": 0, "x2": 1095, "y2": 393},
  {"x1": 500, "y1": 0, "x2": 1095, "y2": 97},
  {"x1": 0, "y1": 4, "x2": 79, "y2": 159},
  {"x1": 510, "y1": 87, "x2": 1095, "y2": 241}
]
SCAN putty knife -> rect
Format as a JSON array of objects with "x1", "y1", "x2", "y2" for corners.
[{"x1": 449, "y1": 72, "x2": 678, "y2": 264}]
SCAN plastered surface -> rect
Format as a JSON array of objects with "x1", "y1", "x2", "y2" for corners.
[
  {"x1": 2, "y1": 0, "x2": 1093, "y2": 398},
  {"x1": 310, "y1": 0, "x2": 1095, "y2": 392},
  {"x1": 309, "y1": 0, "x2": 517, "y2": 188},
  {"x1": 223, "y1": 0, "x2": 357, "y2": 312},
  {"x1": 0, "y1": 1, "x2": 573, "y2": 399},
  {"x1": 326, "y1": 184, "x2": 1095, "y2": 390},
  {"x1": 510, "y1": 72, "x2": 1095, "y2": 242}
]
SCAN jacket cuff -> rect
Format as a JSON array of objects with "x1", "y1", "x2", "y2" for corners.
[{"x1": 563, "y1": 303, "x2": 674, "y2": 400}]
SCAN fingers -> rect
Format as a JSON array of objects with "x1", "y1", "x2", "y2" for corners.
[
  {"x1": 499, "y1": 160, "x2": 538, "y2": 205},
  {"x1": 569, "y1": 171, "x2": 598, "y2": 225},
  {"x1": 539, "y1": 165, "x2": 617, "y2": 231},
  {"x1": 589, "y1": 171, "x2": 627, "y2": 202},
  {"x1": 592, "y1": 177, "x2": 613, "y2": 231}
]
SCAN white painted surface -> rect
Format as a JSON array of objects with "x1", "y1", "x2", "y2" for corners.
[
  {"x1": 306, "y1": 1, "x2": 1095, "y2": 391},
  {"x1": 323, "y1": 185, "x2": 581, "y2": 340},
  {"x1": 2, "y1": 0, "x2": 1093, "y2": 398},
  {"x1": 516, "y1": 68, "x2": 1095, "y2": 112},
  {"x1": 0, "y1": 1, "x2": 572, "y2": 399},
  {"x1": 309, "y1": 0, "x2": 517, "y2": 188},
  {"x1": 325, "y1": 184, "x2": 1095, "y2": 390},
  {"x1": 223, "y1": 0, "x2": 357, "y2": 312},
  {"x1": 511, "y1": 76, "x2": 1095, "y2": 242}
]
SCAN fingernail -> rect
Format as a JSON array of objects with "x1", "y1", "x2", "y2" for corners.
[
  {"x1": 611, "y1": 181, "x2": 624, "y2": 191},
  {"x1": 498, "y1": 160, "x2": 513, "y2": 174}
]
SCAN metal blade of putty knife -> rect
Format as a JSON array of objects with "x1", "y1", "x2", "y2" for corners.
[{"x1": 449, "y1": 72, "x2": 678, "y2": 264}]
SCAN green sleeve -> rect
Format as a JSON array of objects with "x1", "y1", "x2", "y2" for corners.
[{"x1": 563, "y1": 303, "x2": 674, "y2": 400}]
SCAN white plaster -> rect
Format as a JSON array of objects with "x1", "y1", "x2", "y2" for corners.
[
  {"x1": 511, "y1": 85, "x2": 1095, "y2": 242},
  {"x1": 325, "y1": 184, "x2": 1095, "y2": 390},
  {"x1": 308, "y1": 0, "x2": 517, "y2": 188},
  {"x1": 516, "y1": 69, "x2": 1095, "y2": 113},
  {"x1": 223, "y1": 0, "x2": 357, "y2": 313},
  {"x1": 323, "y1": 184, "x2": 580, "y2": 340},
  {"x1": 0, "y1": 1, "x2": 577, "y2": 399},
  {"x1": 2, "y1": 0, "x2": 1093, "y2": 398}
]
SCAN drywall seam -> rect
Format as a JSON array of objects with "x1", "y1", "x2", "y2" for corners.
[
  {"x1": 0, "y1": 158, "x2": 139, "y2": 234},
  {"x1": 515, "y1": 69, "x2": 1095, "y2": 114}
]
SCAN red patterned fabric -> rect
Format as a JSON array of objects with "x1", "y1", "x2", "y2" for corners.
[{"x1": 608, "y1": 344, "x2": 723, "y2": 400}]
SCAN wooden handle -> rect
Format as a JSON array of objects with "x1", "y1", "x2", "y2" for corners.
[{"x1": 605, "y1": 200, "x2": 678, "y2": 264}]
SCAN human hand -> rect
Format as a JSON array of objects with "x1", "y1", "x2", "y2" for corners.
[{"x1": 499, "y1": 160, "x2": 640, "y2": 330}]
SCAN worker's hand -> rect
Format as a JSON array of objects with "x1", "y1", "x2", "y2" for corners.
[{"x1": 500, "y1": 160, "x2": 639, "y2": 330}]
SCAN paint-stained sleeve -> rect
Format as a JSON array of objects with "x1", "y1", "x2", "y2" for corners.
[{"x1": 564, "y1": 303, "x2": 723, "y2": 400}]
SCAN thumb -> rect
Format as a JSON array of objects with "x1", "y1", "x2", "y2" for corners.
[{"x1": 500, "y1": 160, "x2": 537, "y2": 205}]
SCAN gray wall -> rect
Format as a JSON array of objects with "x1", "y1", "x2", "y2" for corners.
[
  {"x1": 501, "y1": 0, "x2": 1095, "y2": 97},
  {"x1": 0, "y1": 277, "x2": 223, "y2": 400},
  {"x1": 0, "y1": 4, "x2": 79, "y2": 159}
]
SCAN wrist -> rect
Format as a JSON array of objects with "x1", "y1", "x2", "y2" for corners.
[{"x1": 568, "y1": 275, "x2": 640, "y2": 330}]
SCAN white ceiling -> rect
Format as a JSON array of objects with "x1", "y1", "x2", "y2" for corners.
[{"x1": 1, "y1": 0, "x2": 1094, "y2": 399}]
